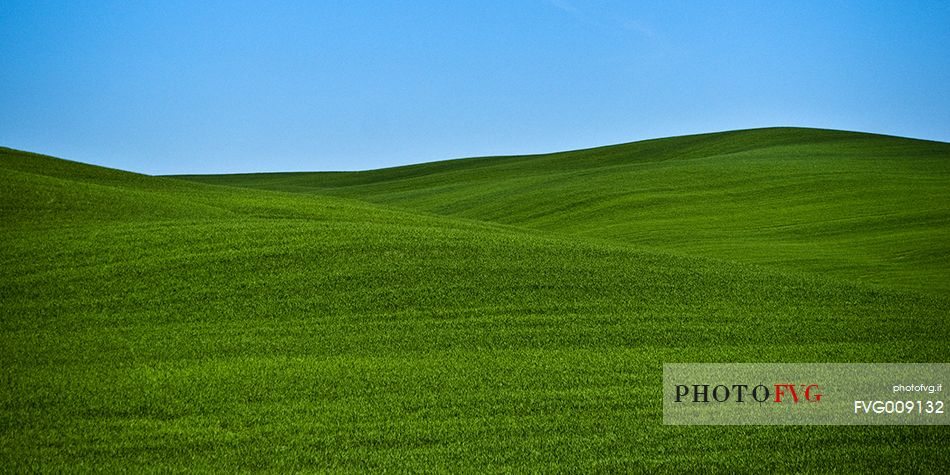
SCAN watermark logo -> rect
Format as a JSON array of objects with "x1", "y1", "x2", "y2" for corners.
[
  {"x1": 663, "y1": 363, "x2": 947, "y2": 425},
  {"x1": 674, "y1": 383, "x2": 822, "y2": 403}
]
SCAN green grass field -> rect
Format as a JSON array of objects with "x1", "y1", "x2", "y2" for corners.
[{"x1": 3, "y1": 127, "x2": 949, "y2": 471}]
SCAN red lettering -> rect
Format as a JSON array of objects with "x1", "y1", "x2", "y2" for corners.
[{"x1": 774, "y1": 384, "x2": 799, "y2": 403}]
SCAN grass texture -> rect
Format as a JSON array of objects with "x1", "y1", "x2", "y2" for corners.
[
  {"x1": 185, "y1": 128, "x2": 950, "y2": 295},
  {"x1": 3, "y1": 127, "x2": 949, "y2": 471}
]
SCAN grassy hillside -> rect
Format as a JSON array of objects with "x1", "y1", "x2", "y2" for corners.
[
  {"x1": 180, "y1": 128, "x2": 950, "y2": 295},
  {"x1": 3, "y1": 141, "x2": 949, "y2": 471}
]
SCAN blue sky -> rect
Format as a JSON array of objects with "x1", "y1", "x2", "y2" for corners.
[{"x1": 2, "y1": 1, "x2": 949, "y2": 174}]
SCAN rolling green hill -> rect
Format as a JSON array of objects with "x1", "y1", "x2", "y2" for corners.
[
  {"x1": 2, "y1": 132, "x2": 950, "y2": 471},
  {"x1": 180, "y1": 128, "x2": 950, "y2": 295}
]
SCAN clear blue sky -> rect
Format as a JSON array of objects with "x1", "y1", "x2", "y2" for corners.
[{"x1": 3, "y1": 1, "x2": 949, "y2": 175}]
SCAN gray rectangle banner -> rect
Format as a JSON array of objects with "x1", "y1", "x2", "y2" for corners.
[{"x1": 663, "y1": 363, "x2": 948, "y2": 425}]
